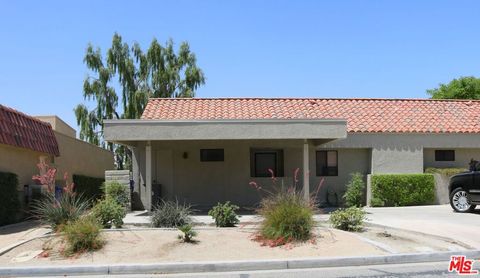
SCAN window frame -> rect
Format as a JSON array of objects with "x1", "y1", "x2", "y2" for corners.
[
  {"x1": 316, "y1": 150, "x2": 338, "y2": 176},
  {"x1": 200, "y1": 149, "x2": 225, "y2": 162},
  {"x1": 250, "y1": 149, "x2": 284, "y2": 177},
  {"x1": 434, "y1": 150, "x2": 455, "y2": 162}
]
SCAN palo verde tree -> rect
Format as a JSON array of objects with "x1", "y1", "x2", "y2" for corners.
[
  {"x1": 427, "y1": 76, "x2": 480, "y2": 100},
  {"x1": 75, "y1": 33, "x2": 205, "y2": 169}
]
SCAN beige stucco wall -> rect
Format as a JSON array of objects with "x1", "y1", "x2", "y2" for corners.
[
  {"x1": 0, "y1": 143, "x2": 50, "y2": 189},
  {"x1": 35, "y1": 116, "x2": 76, "y2": 138},
  {"x1": 423, "y1": 148, "x2": 480, "y2": 169},
  {"x1": 130, "y1": 140, "x2": 371, "y2": 209},
  {"x1": 53, "y1": 131, "x2": 114, "y2": 181}
]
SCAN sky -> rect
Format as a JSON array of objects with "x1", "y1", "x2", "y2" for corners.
[{"x1": 1, "y1": 0, "x2": 480, "y2": 133}]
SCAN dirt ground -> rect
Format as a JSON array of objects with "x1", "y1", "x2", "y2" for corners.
[
  {"x1": 0, "y1": 221, "x2": 50, "y2": 250},
  {"x1": 0, "y1": 226, "x2": 386, "y2": 266}
]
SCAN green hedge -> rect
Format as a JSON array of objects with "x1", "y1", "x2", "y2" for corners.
[
  {"x1": 73, "y1": 175, "x2": 104, "y2": 202},
  {"x1": 0, "y1": 172, "x2": 20, "y2": 226},
  {"x1": 371, "y1": 174, "x2": 435, "y2": 207}
]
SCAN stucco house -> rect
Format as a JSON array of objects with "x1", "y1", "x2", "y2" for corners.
[
  {"x1": 104, "y1": 98, "x2": 480, "y2": 210},
  {"x1": 0, "y1": 104, "x2": 114, "y2": 209}
]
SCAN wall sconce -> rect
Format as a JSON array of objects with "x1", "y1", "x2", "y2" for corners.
[{"x1": 182, "y1": 152, "x2": 188, "y2": 159}]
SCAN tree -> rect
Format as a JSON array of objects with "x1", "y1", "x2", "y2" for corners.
[
  {"x1": 427, "y1": 76, "x2": 480, "y2": 99},
  {"x1": 75, "y1": 33, "x2": 205, "y2": 169}
]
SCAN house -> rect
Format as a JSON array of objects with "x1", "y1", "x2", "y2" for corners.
[
  {"x1": 0, "y1": 104, "x2": 114, "y2": 209},
  {"x1": 104, "y1": 98, "x2": 480, "y2": 210}
]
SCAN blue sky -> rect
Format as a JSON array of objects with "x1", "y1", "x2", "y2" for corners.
[{"x1": 1, "y1": 1, "x2": 479, "y2": 132}]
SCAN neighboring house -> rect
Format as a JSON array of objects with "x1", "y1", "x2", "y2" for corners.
[
  {"x1": 0, "y1": 104, "x2": 114, "y2": 209},
  {"x1": 104, "y1": 98, "x2": 480, "y2": 210}
]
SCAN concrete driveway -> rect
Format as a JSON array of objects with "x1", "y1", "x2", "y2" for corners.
[{"x1": 365, "y1": 205, "x2": 480, "y2": 249}]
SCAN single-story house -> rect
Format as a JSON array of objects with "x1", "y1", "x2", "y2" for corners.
[
  {"x1": 104, "y1": 98, "x2": 480, "y2": 210},
  {"x1": 0, "y1": 104, "x2": 114, "y2": 209}
]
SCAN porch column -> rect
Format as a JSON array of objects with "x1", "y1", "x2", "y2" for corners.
[
  {"x1": 303, "y1": 139, "x2": 310, "y2": 200},
  {"x1": 145, "y1": 141, "x2": 152, "y2": 210}
]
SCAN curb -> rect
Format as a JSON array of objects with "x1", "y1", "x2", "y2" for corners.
[{"x1": 1, "y1": 250, "x2": 479, "y2": 277}]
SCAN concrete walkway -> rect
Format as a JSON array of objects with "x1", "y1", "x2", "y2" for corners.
[{"x1": 365, "y1": 205, "x2": 480, "y2": 248}]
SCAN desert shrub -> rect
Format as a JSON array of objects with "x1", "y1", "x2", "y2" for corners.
[
  {"x1": 329, "y1": 207, "x2": 366, "y2": 232},
  {"x1": 63, "y1": 215, "x2": 104, "y2": 254},
  {"x1": 371, "y1": 174, "x2": 435, "y2": 207},
  {"x1": 31, "y1": 192, "x2": 90, "y2": 231},
  {"x1": 343, "y1": 172, "x2": 365, "y2": 207},
  {"x1": 151, "y1": 200, "x2": 192, "y2": 228},
  {"x1": 258, "y1": 188, "x2": 315, "y2": 243},
  {"x1": 92, "y1": 197, "x2": 126, "y2": 228},
  {"x1": 73, "y1": 175, "x2": 104, "y2": 202},
  {"x1": 103, "y1": 181, "x2": 129, "y2": 208},
  {"x1": 208, "y1": 201, "x2": 240, "y2": 227},
  {"x1": 424, "y1": 167, "x2": 467, "y2": 177},
  {"x1": 177, "y1": 224, "x2": 197, "y2": 243},
  {"x1": 0, "y1": 172, "x2": 20, "y2": 226}
]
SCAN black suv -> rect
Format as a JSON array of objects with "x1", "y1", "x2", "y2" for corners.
[{"x1": 449, "y1": 171, "x2": 480, "y2": 212}]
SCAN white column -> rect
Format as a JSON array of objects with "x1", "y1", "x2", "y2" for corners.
[
  {"x1": 303, "y1": 139, "x2": 310, "y2": 201},
  {"x1": 145, "y1": 141, "x2": 152, "y2": 210}
]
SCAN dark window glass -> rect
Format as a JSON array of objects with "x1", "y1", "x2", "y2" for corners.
[
  {"x1": 250, "y1": 149, "x2": 284, "y2": 177},
  {"x1": 200, "y1": 149, "x2": 224, "y2": 162},
  {"x1": 435, "y1": 150, "x2": 455, "y2": 161},
  {"x1": 316, "y1": 150, "x2": 338, "y2": 176}
]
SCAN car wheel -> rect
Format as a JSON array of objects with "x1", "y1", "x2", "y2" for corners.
[{"x1": 450, "y1": 188, "x2": 475, "y2": 213}]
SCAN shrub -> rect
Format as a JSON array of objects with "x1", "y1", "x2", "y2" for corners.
[
  {"x1": 63, "y1": 215, "x2": 104, "y2": 255},
  {"x1": 343, "y1": 172, "x2": 365, "y2": 207},
  {"x1": 258, "y1": 189, "x2": 315, "y2": 243},
  {"x1": 0, "y1": 172, "x2": 20, "y2": 226},
  {"x1": 371, "y1": 174, "x2": 435, "y2": 207},
  {"x1": 208, "y1": 201, "x2": 240, "y2": 227},
  {"x1": 92, "y1": 197, "x2": 126, "y2": 228},
  {"x1": 31, "y1": 192, "x2": 90, "y2": 231},
  {"x1": 73, "y1": 175, "x2": 104, "y2": 202},
  {"x1": 151, "y1": 200, "x2": 192, "y2": 228},
  {"x1": 424, "y1": 167, "x2": 467, "y2": 177},
  {"x1": 329, "y1": 207, "x2": 366, "y2": 232},
  {"x1": 177, "y1": 224, "x2": 197, "y2": 243},
  {"x1": 103, "y1": 181, "x2": 129, "y2": 208}
]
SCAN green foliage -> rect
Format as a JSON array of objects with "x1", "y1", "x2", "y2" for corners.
[
  {"x1": 177, "y1": 224, "x2": 197, "y2": 243},
  {"x1": 343, "y1": 173, "x2": 365, "y2": 207},
  {"x1": 103, "y1": 181, "x2": 129, "y2": 208},
  {"x1": 74, "y1": 33, "x2": 206, "y2": 169},
  {"x1": 63, "y1": 215, "x2": 104, "y2": 255},
  {"x1": 258, "y1": 188, "x2": 315, "y2": 242},
  {"x1": 0, "y1": 172, "x2": 20, "y2": 226},
  {"x1": 208, "y1": 201, "x2": 240, "y2": 227},
  {"x1": 151, "y1": 200, "x2": 192, "y2": 228},
  {"x1": 427, "y1": 76, "x2": 480, "y2": 99},
  {"x1": 73, "y1": 175, "x2": 104, "y2": 202},
  {"x1": 329, "y1": 207, "x2": 366, "y2": 232},
  {"x1": 424, "y1": 167, "x2": 467, "y2": 177},
  {"x1": 92, "y1": 197, "x2": 126, "y2": 228},
  {"x1": 371, "y1": 174, "x2": 435, "y2": 207},
  {"x1": 31, "y1": 192, "x2": 90, "y2": 231}
]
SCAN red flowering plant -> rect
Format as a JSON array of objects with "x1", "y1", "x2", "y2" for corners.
[
  {"x1": 249, "y1": 168, "x2": 324, "y2": 247},
  {"x1": 31, "y1": 162, "x2": 89, "y2": 231}
]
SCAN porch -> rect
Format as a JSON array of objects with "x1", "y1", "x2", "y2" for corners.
[{"x1": 104, "y1": 118, "x2": 348, "y2": 211}]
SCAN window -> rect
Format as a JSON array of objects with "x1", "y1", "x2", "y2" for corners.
[
  {"x1": 250, "y1": 149, "x2": 284, "y2": 177},
  {"x1": 316, "y1": 150, "x2": 338, "y2": 176},
  {"x1": 200, "y1": 149, "x2": 224, "y2": 162},
  {"x1": 435, "y1": 150, "x2": 455, "y2": 161}
]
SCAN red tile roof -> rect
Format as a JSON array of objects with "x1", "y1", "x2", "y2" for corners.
[
  {"x1": 141, "y1": 98, "x2": 480, "y2": 134},
  {"x1": 0, "y1": 105, "x2": 59, "y2": 156}
]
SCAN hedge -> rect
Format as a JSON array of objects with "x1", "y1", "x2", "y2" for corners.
[
  {"x1": 73, "y1": 174, "x2": 104, "y2": 202},
  {"x1": 0, "y1": 171, "x2": 20, "y2": 226},
  {"x1": 371, "y1": 174, "x2": 435, "y2": 207}
]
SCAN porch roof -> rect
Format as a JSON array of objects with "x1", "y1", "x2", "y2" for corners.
[{"x1": 104, "y1": 118, "x2": 347, "y2": 143}]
